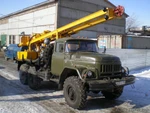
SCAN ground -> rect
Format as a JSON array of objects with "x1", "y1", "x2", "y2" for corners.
[{"x1": 0, "y1": 52, "x2": 150, "y2": 113}]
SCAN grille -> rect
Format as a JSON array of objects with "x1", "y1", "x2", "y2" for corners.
[{"x1": 100, "y1": 64, "x2": 121, "y2": 73}]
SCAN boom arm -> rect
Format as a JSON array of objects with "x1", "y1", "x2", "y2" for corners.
[
  {"x1": 17, "y1": 6, "x2": 124, "y2": 61},
  {"x1": 19, "y1": 6, "x2": 124, "y2": 48}
]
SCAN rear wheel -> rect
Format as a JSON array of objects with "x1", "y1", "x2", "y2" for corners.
[
  {"x1": 102, "y1": 86, "x2": 123, "y2": 100},
  {"x1": 19, "y1": 64, "x2": 29, "y2": 85},
  {"x1": 28, "y1": 67, "x2": 42, "y2": 90},
  {"x1": 63, "y1": 76, "x2": 87, "y2": 109}
]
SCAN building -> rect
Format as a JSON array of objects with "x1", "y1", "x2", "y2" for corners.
[
  {"x1": 98, "y1": 35, "x2": 150, "y2": 49},
  {"x1": 122, "y1": 35, "x2": 150, "y2": 49},
  {"x1": 0, "y1": 0, "x2": 127, "y2": 46},
  {"x1": 98, "y1": 35, "x2": 123, "y2": 49}
]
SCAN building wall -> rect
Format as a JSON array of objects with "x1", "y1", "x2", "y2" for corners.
[
  {"x1": 0, "y1": 0, "x2": 126, "y2": 45},
  {"x1": 0, "y1": 3, "x2": 57, "y2": 45},
  {"x1": 98, "y1": 35, "x2": 122, "y2": 49},
  {"x1": 98, "y1": 35, "x2": 150, "y2": 49},
  {"x1": 58, "y1": 0, "x2": 126, "y2": 38},
  {"x1": 123, "y1": 35, "x2": 150, "y2": 49}
]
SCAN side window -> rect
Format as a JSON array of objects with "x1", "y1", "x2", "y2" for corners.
[{"x1": 56, "y1": 43, "x2": 64, "y2": 53}]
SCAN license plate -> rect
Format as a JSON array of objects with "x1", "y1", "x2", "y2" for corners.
[{"x1": 116, "y1": 81, "x2": 125, "y2": 86}]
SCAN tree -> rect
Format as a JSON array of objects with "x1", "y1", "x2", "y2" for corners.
[{"x1": 126, "y1": 14, "x2": 140, "y2": 33}]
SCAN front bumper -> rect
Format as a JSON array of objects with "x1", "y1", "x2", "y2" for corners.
[{"x1": 87, "y1": 75, "x2": 135, "y2": 91}]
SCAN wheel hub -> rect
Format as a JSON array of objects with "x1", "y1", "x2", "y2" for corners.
[{"x1": 67, "y1": 86, "x2": 76, "y2": 102}]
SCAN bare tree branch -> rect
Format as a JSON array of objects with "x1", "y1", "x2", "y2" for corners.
[{"x1": 126, "y1": 13, "x2": 140, "y2": 33}]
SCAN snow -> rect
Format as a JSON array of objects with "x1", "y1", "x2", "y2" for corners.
[
  {"x1": 118, "y1": 67, "x2": 150, "y2": 112},
  {"x1": 130, "y1": 67, "x2": 150, "y2": 77},
  {"x1": 130, "y1": 67, "x2": 150, "y2": 97},
  {"x1": 1, "y1": 57, "x2": 150, "y2": 113}
]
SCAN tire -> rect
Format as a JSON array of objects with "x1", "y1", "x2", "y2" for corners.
[
  {"x1": 43, "y1": 44, "x2": 53, "y2": 69},
  {"x1": 63, "y1": 76, "x2": 87, "y2": 109},
  {"x1": 19, "y1": 64, "x2": 29, "y2": 85},
  {"x1": 28, "y1": 67, "x2": 42, "y2": 90},
  {"x1": 102, "y1": 86, "x2": 124, "y2": 100}
]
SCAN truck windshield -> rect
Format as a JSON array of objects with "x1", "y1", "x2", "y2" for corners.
[{"x1": 65, "y1": 40, "x2": 98, "y2": 52}]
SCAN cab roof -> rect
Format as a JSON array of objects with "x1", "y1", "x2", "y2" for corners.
[{"x1": 56, "y1": 37, "x2": 97, "y2": 43}]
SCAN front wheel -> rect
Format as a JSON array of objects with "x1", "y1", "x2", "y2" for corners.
[
  {"x1": 102, "y1": 86, "x2": 124, "y2": 100},
  {"x1": 63, "y1": 76, "x2": 87, "y2": 109}
]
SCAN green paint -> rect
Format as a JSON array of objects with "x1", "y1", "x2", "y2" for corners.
[{"x1": 1, "y1": 35, "x2": 6, "y2": 46}]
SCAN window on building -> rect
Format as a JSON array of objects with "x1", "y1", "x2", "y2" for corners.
[
  {"x1": 9, "y1": 35, "x2": 11, "y2": 44},
  {"x1": 9, "y1": 35, "x2": 16, "y2": 44},
  {"x1": 12, "y1": 35, "x2": 15, "y2": 44}
]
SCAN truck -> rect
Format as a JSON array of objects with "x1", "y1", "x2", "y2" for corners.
[
  {"x1": 17, "y1": 6, "x2": 135, "y2": 109},
  {"x1": 3, "y1": 44, "x2": 27, "y2": 62}
]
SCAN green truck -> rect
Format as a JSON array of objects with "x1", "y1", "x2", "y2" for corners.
[{"x1": 19, "y1": 37, "x2": 135, "y2": 109}]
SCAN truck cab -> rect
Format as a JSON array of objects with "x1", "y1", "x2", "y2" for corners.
[
  {"x1": 51, "y1": 37, "x2": 135, "y2": 109},
  {"x1": 51, "y1": 38, "x2": 98, "y2": 75},
  {"x1": 51, "y1": 37, "x2": 134, "y2": 87}
]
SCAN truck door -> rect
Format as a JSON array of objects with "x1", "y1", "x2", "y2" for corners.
[{"x1": 51, "y1": 42, "x2": 64, "y2": 75}]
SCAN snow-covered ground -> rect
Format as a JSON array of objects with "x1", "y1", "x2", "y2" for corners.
[
  {"x1": 0, "y1": 56, "x2": 150, "y2": 113},
  {"x1": 118, "y1": 67, "x2": 150, "y2": 113}
]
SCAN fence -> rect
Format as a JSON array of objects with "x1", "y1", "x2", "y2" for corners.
[{"x1": 99, "y1": 49, "x2": 150, "y2": 70}]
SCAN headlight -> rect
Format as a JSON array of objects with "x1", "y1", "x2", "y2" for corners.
[
  {"x1": 87, "y1": 71, "x2": 92, "y2": 77},
  {"x1": 122, "y1": 67, "x2": 129, "y2": 75},
  {"x1": 82, "y1": 69, "x2": 95, "y2": 79}
]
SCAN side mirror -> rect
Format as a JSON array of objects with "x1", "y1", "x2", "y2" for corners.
[{"x1": 102, "y1": 46, "x2": 106, "y2": 53}]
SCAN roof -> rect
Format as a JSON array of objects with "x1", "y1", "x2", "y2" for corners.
[
  {"x1": 127, "y1": 35, "x2": 150, "y2": 39},
  {"x1": 0, "y1": 0, "x2": 56, "y2": 20},
  {"x1": 0, "y1": 0, "x2": 128, "y2": 20}
]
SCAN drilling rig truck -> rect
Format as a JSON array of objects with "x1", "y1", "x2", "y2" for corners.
[{"x1": 17, "y1": 6, "x2": 135, "y2": 109}]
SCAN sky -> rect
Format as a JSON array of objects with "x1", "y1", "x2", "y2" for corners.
[
  {"x1": 111, "y1": 0, "x2": 150, "y2": 26},
  {"x1": 0, "y1": 0, "x2": 45, "y2": 16},
  {"x1": 0, "y1": 0, "x2": 149, "y2": 26}
]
